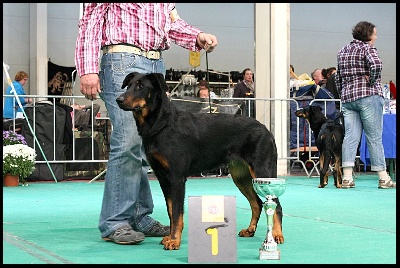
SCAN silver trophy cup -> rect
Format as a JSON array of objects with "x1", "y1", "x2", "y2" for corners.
[{"x1": 252, "y1": 178, "x2": 286, "y2": 260}]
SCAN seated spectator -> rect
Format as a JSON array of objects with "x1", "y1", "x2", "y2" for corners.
[
  {"x1": 197, "y1": 80, "x2": 210, "y2": 98},
  {"x1": 3, "y1": 71, "x2": 32, "y2": 119},
  {"x1": 321, "y1": 67, "x2": 336, "y2": 80},
  {"x1": 289, "y1": 66, "x2": 314, "y2": 92},
  {"x1": 311, "y1": 68, "x2": 326, "y2": 87},
  {"x1": 322, "y1": 67, "x2": 341, "y2": 110},
  {"x1": 309, "y1": 68, "x2": 340, "y2": 119},
  {"x1": 71, "y1": 103, "x2": 100, "y2": 131}
]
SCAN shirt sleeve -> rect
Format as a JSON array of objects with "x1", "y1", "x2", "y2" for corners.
[
  {"x1": 365, "y1": 46, "x2": 382, "y2": 87},
  {"x1": 75, "y1": 3, "x2": 109, "y2": 77},
  {"x1": 168, "y1": 8, "x2": 202, "y2": 52}
]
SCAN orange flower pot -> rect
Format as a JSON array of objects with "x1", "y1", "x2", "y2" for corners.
[{"x1": 3, "y1": 173, "x2": 19, "y2": 187}]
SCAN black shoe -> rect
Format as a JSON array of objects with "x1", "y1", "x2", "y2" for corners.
[
  {"x1": 143, "y1": 221, "x2": 170, "y2": 237},
  {"x1": 102, "y1": 225, "x2": 145, "y2": 245}
]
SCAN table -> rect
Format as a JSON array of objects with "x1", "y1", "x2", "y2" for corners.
[{"x1": 359, "y1": 113, "x2": 396, "y2": 178}]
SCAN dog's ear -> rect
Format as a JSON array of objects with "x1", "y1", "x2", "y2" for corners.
[
  {"x1": 148, "y1": 73, "x2": 169, "y2": 93},
  {"x1": 121, "y1": 72, "x2": 140, "y2": 89},
  {"x1": 310, "y1": 105, "x2": 322, "y2": 113}
]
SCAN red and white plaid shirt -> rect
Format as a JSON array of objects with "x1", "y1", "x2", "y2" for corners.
[{"x1": 75, "y1": 3, "x2": 202, "y2": 77}]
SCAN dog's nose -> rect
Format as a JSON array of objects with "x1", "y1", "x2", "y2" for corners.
[{"x1": 116, "y1": 96, "x2": 124, "y2": 105}]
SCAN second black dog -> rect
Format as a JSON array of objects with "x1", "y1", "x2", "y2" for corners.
[{"x1": 295, "y1": 105, "x2": 344, "y2": 188}]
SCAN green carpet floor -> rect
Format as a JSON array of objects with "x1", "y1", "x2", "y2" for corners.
[{"x1": 3, "y1": 174, "x2": 396, "y2": 264}]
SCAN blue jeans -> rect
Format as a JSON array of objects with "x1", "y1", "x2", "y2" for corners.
[
  {"x1": 341, "y1": 95, "x2": 386, "y2": 172},
  {"x1": 98, "y1": 52, "x2": 165, "y2": 237}
]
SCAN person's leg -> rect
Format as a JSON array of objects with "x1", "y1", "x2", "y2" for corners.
[
  {"x1": 98, "y1": 52, "x2": 168, "y2": 243},
  {"x1": 359, "y1": 95, "x2": 395, "y2": 188},
  {"x1": 341, "y1": 101, "x2": 363, "y2": 188},
  {"x1": 359, "y1": 95, "x2": 385, "y2": 171}
]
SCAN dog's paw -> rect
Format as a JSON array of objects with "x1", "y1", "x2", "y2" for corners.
[
  {"x1": 318, "y1": 183, "x2": 328, "y2": 188},
  {"x1": 238, "y1": 228, "x2": 255, "y2": 237},
  {"x1": 335, "y1": 179, "x2": 342, "y2": 188},
  {"x1": 160, "y1": 236, "x2": 180, "y2": 250},
  {"x1": 273, "y1": 231, "x2": 284, "y2": 244}
]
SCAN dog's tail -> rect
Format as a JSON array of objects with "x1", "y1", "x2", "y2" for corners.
[{"x1": 321, "y1": 149, "x2": 332, "y2": 176}]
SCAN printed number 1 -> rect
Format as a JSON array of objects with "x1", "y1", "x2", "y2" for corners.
[{"x1": 206, "y1": 228, "x2": 218, "y2": 255}]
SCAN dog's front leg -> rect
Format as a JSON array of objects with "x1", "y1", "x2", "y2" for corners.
[
  {"x1": 272, "y1": 198, "x2": 284, "y2": 244},
  {"x1": 160, "y1": 181, "x2": 186, "y2": 250}
]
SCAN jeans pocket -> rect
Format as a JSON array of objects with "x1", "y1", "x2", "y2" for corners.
[{"x1": 101, "y1": 53, "x2": 137, "y2": 75}]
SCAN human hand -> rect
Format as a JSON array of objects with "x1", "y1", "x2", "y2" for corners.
[
  {"x1": 196, "y1": 32, "x2": 218, "y2": 52},
  {"x1": 80, "y1": 73, "x2": 100, "y2": 100},
  {"x1": 72, "y1": 103, "x2": 84, "y2": 110}
]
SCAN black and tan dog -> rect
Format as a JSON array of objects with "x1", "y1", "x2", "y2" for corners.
[
  {"x1": 295, "y1": 105, "x2": 344, "y2": 188},
  {"x1": 116, "y1": 72, "x2": 283, "y2": 250}
]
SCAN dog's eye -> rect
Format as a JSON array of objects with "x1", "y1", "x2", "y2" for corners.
[{"x1": 135, "y1": 81, "x2": 144, "y2": 90}]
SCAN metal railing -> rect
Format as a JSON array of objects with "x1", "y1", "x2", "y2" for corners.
[
  {"x1": 3, "y1": 94, "x2": 109, "y2": 181},
  {"x1": 3, "y1": 94, "x2": 349, "y2": 180}
]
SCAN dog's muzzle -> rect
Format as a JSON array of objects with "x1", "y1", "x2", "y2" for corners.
[{"x1": 116, "y1": 96, "x2": 141, "y2": 111}]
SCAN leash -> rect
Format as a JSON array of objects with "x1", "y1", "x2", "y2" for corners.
[
  {"x1": 205, "y1": 52, "x2": 212, "y2": 113},
  {"x1": 169, "y1": 49, "x2": 208, "y2": 94},
  {"x1": 169, "y1": 47, "x2": 213, "y2": 113}
]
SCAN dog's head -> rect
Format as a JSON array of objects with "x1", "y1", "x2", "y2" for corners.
[
  {"x1": 116, "y1": 72, "x2": 169, "y2": 113},
  {"x1": 294, "y1": 105, "x2": 322, "y2": 120},
  {"x1": 55, "y1": 72, "x2": 63, "y2": 81}
]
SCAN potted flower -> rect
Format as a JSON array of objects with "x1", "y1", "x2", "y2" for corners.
[
  {"x1": 3, "y1": 131, "x2": 36, "y2": 186},
  {"x1": 3, "y1": 130, "x2": 27, "y2": 146}
]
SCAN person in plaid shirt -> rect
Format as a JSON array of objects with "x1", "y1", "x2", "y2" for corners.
[
  {"x1": 335, "y1": 21, "x2": 395, "y2": 189},
  {"x1": 75, "y1": 3, "x2": 218, "y2": 245}
]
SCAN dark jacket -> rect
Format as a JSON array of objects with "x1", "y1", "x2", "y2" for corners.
[{"x1": 233, "y1": 81, "x2": 254, "y2": 98}]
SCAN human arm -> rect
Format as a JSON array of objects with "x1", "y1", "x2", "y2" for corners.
[
  {"x1": 75, "y1": 3, "x2": 108, "y2": 77},
  {"x1": 365, "y1": 46, "x2": 382, "y2": 87},
  {"x1": 233, "y1": 82, "x2": 244, "y2": 98},
  {"x1": 169, "y1": 5, "x2": 217, "y2": 52},
  {"x1": 74, "y1": 3, "x2": 109, "y2": 100},
  {"x1": 11, "y1": 81, "x2": 30, "y2": 106},
  {"x1": 74, "y1": 3, "x2": 108, "y2": 100}
]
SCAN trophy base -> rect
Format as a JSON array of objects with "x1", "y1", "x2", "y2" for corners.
[{"x1": 259, "y1": 249, "x2": 280, "y2": 260}]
